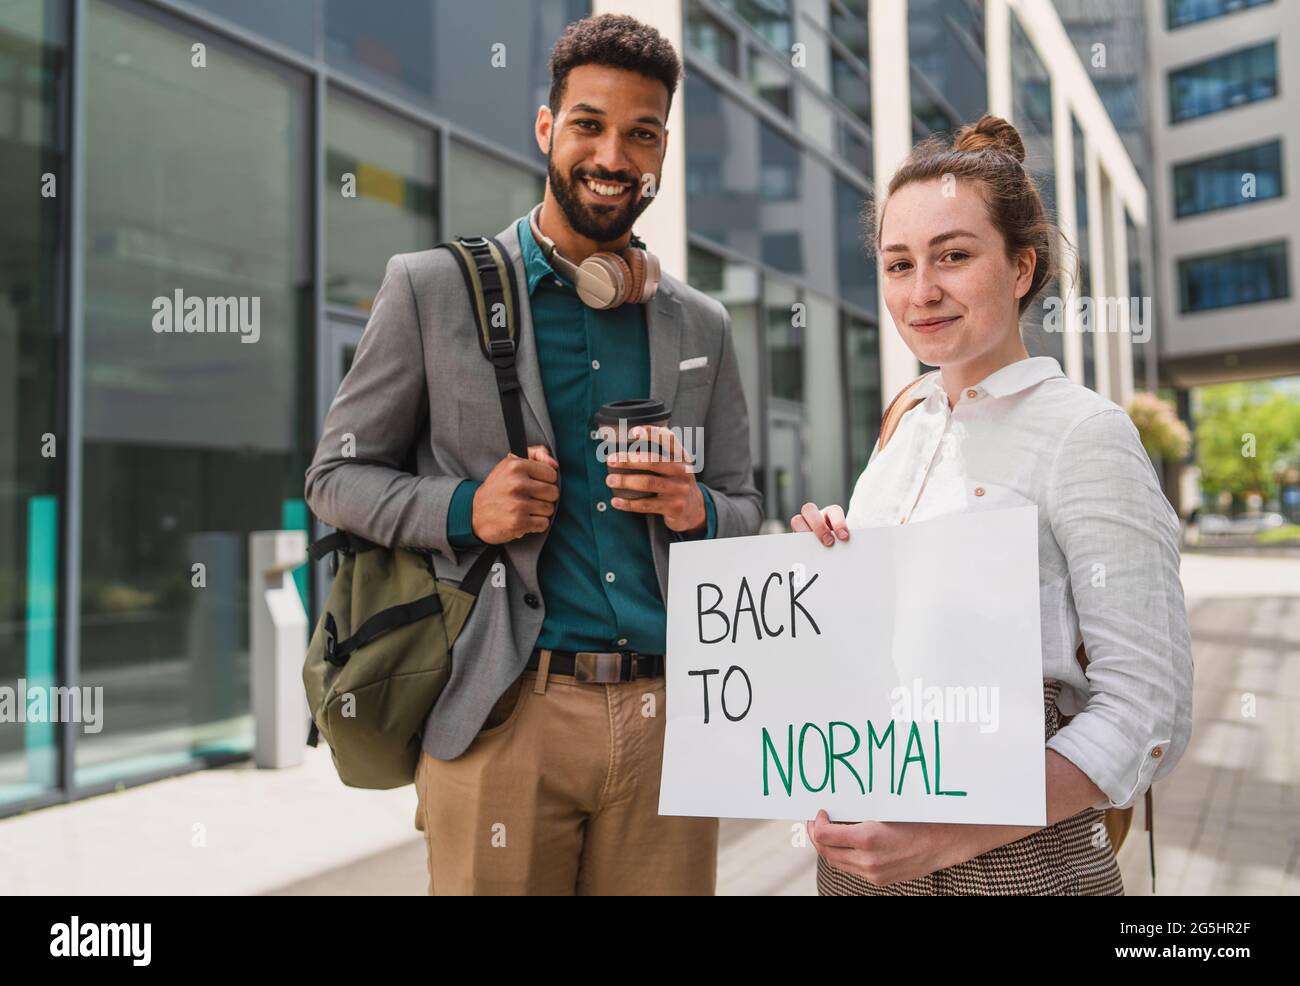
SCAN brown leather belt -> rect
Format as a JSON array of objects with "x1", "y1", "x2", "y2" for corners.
[{"x1": 527, "y1": 648, "x2": 665, "y2": 683}]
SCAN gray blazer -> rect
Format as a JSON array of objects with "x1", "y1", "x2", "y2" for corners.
[{"x1": 304, "y1": 219, "x2": 763, "y2": 760}]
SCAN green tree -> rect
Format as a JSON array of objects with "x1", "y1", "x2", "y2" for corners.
[{"x1": 1193, "y1": 382, "x2": 1300, "y2": 509}]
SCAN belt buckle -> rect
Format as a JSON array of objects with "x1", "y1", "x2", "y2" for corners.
[{"x1": 574, "y1": 651, "x2": 622, "y2": 683}]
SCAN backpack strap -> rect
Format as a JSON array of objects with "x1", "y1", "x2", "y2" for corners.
[
  {"x1": 307, "y1": 235, "x2": 530, "y2": 650},
  {"x1": 877, "y1": 370, "x2": 940, "y2": 452},
  {"x1": 437, "y1": 235, "x2": 529, "y2": 459}
]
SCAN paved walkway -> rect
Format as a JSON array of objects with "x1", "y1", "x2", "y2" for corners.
[{"x1": 2, "y1": 552, "x2": 1295, "y2": 896}]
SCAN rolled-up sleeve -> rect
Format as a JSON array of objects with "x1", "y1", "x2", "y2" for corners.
[{"x1": 1044, "y1": 408, "x2": 1194, "y2": 809}]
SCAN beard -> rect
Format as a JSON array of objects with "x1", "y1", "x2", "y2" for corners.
[{"x1": 547, "y1": 141, "x2": 653, "y2": 244}]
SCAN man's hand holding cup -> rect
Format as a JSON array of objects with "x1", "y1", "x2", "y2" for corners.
[{"x1": 606, "y1": 424, "x2": 707, "y2": 535}]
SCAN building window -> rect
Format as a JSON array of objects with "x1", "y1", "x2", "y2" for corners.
[
  {"x1": 835, "y1": 176, "x2": 875, "y2": 313},
  {"x1": 446, "y1": 140, "x2": 543, "y2": 239},
  {"x1": 1093, "y1": 77, "x2": 1144, "y2": 133},
  {"x1": 325, "y1": 87, "x2": 438, "y2": 312},
  {"x1": 841, "y1": 312, "x2": 881, "y2": 486},
  {"x1": 324, "y1": 0, "x2": 588, "y2": 163},
  {"x1": 0, "y1": 0, "x2": 69, "y2": 810},
  {"x1": 1173, "y1": 140, "x2": 1284, "y2": 218},
  {"x1": 1072, "y1": 116, "x2": 1094, "y2": 389},
  {"x1": 837, "y1": 119, "x2": 872, "y2": 179},
  {"x1": 721, "y1": 0, "x2": 793, "y2": 51},
  {"x1": 686, "y1": 73, "x2": 845, "y2": 297},
  {"x1": 1168, "y1": 42, "x2": 1278, "y2": 124},
  {"x1": 1023, "y1": 276, "x2": 1066, "y2": 369},
  {"x1": 79, "y1": 0, "x2": 312, "y2": 787},
  {"x1": 686, "y1": 0, "x2": 740, "y2": 74},
  {"x1": 831, "y1": 48, "x2": 870, "y2": 126},
  {"x1": 686, "y1": 245, "x2": 764, "y2": 505},
  {"x1": 908, "y1": 0, "x2": 987, "y2": 135},
  {"x1": 1011, "y1": 13, "x2": 1056, "y2": 220},
  {"x1": 749, "y1": 44, "x2": 793, "y2": 117},
  {"x1": 1167, "y1": 0, "x2": 1273, "y2": 31},
  {"x1": 186, "y1": 0, "x2": 316, "y2": 53},
  {"x1": 765, "y1": 278, "x2": 803, "y2": 404},
  {"x1": 1178, "y1": 241, "x2": 1290, "y2": 312},
  {"x1": 1127, "y1": 212, "x2": 1151, "y2": 389}
]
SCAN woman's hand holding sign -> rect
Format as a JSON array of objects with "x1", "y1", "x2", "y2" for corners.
[
  {"x1": 805, "y1": 812, "x2": 994, "y2": 885},
  {"x1": 792, "y1": 500, "x2": 996, "y2": 884},
  {"x1": 790, "y1": 502, "x2": 850, "y2": 546}
]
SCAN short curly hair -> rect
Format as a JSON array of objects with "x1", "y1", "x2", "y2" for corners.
[{"x1": 548, "y1": 14, "x2": 683, "y2": 117}]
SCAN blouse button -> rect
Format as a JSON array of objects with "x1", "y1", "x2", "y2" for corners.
[
  {"x1": 1151, "y1": 747, "x2": 1163, "y2": 759},
  {"x1": 974, "y1": 486, "x2": 985, "y2": 497},
  {"x1": 966, "y1": 389, "x2": 977, "y2": 399}
]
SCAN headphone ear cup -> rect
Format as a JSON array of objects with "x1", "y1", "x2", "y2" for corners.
[
  {"x1": 637, "y1": 249, "x2": 661, "y2": 304},
  {"x1": 622, "y1": 249, "x2": 648, "y2": 306},
  {"x1": 576, "y1": 253, "x2": 628, "y2": 309}
]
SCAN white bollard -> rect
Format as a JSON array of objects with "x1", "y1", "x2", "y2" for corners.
[{"x1": 249, "y1": 530, "x2": 309, "y2": 768}]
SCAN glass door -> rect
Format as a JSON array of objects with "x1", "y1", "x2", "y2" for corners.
[{"x1": 312, "y1": 316, "x2": 366, "y2": 616}]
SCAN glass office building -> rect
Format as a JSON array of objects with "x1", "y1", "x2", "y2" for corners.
[
  {"x1": 1, "y1": 0, "x2": 1149, "y2": 814},
  {"x1": 0, "y1": 0, "x2": 580, "y2": 816},
  {"x1": 683, "y1": 0, "x2": 883, "y2": 520}
]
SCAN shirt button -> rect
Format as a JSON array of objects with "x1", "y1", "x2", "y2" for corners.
[
  {"x1": 591, "y1": 359, "x2": 600, "y2": 370},
  {"x1": 523, "y1": 592, "x2": 540, "y2": 609},
  {"x1": 966, "y1": 389, "x2": 977, "y2": 399},
  {"x1": 605, "y1": 571, "x2": 616, "y2": 583},
  {"x1": 590, "y1": 429, "x2": 600, "y2": 440},
  {"x1": 974, "y1": 486, "x2": 985, "y2": 497},
  {"x1": 617, "y1": 637, "x2": 628, "y2": 646},
  {"x1": 596, "y1": 501, "x2": 607, "y2": 512},
  {"x1": 1151, "y1": 747, "x2": 1163, "y2": 759}
]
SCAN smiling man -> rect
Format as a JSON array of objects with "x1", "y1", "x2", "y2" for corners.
[{"x1": 304, "y1": 13, "x2": 762, "y2": 895}]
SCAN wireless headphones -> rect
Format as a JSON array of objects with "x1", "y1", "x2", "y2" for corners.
[{"x1": 528, "y1": 204, "x2": 661, "y2": 310}]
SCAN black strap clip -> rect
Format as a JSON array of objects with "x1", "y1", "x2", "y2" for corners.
[{"x1": 488, "y1": 337, "x2": 516, "y2": 365}]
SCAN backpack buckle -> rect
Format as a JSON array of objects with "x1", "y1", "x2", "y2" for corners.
[{"x1": 488, "y1": 338, "x2": 515, "y2": 364}]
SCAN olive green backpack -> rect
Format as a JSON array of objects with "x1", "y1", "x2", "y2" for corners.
[{"x1": 303, "y1": 234, "x2": 528, "y2": 789}]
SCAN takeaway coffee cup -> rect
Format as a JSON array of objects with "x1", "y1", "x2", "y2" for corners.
[{"x1": 592, "y1": 398, "x2": 671, "y2": 500}]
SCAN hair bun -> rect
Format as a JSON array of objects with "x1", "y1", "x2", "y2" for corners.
[{"x1": 952, "y1": 113, "x2": 1026, "y2": 164}]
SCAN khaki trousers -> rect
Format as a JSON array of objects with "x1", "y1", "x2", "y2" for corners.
[{"x1": 414, "y1": 659, "x2": 719, "y2": 895}]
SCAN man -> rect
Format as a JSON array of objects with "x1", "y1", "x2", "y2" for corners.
[{"x1": 304, "y1": 14, "x2": 762, "y2": 895}]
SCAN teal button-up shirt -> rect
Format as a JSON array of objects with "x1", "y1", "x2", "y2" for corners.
[{"x1": 445, "y1": 216, "x2": 716, "y2": 655}]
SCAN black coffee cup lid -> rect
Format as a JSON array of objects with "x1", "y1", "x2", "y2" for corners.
[{"x1": 591, "y1": 398, "x2": 670, "y2": 429}]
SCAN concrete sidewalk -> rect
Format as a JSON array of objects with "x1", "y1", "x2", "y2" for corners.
[{"x1": 2, "y1": 552, "x2": 1295, "y2": 896}]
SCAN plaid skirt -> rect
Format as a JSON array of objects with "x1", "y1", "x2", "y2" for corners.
[{"x1": 816, "y1": 680, "x2": 1124, "y2": 896}]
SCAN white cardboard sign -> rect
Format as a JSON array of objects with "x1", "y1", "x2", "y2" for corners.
[{"x1": 659, "y1": 505, "x2": 1047, "y2": 825}]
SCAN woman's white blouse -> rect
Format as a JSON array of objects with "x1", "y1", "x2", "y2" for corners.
[{"x1": 846, "y1": 356, "x2": 1193, "y2": 810}]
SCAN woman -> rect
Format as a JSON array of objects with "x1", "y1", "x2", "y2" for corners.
[{"x1": 794, "y1": 113, "x2": 1193, "y2": 895}]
